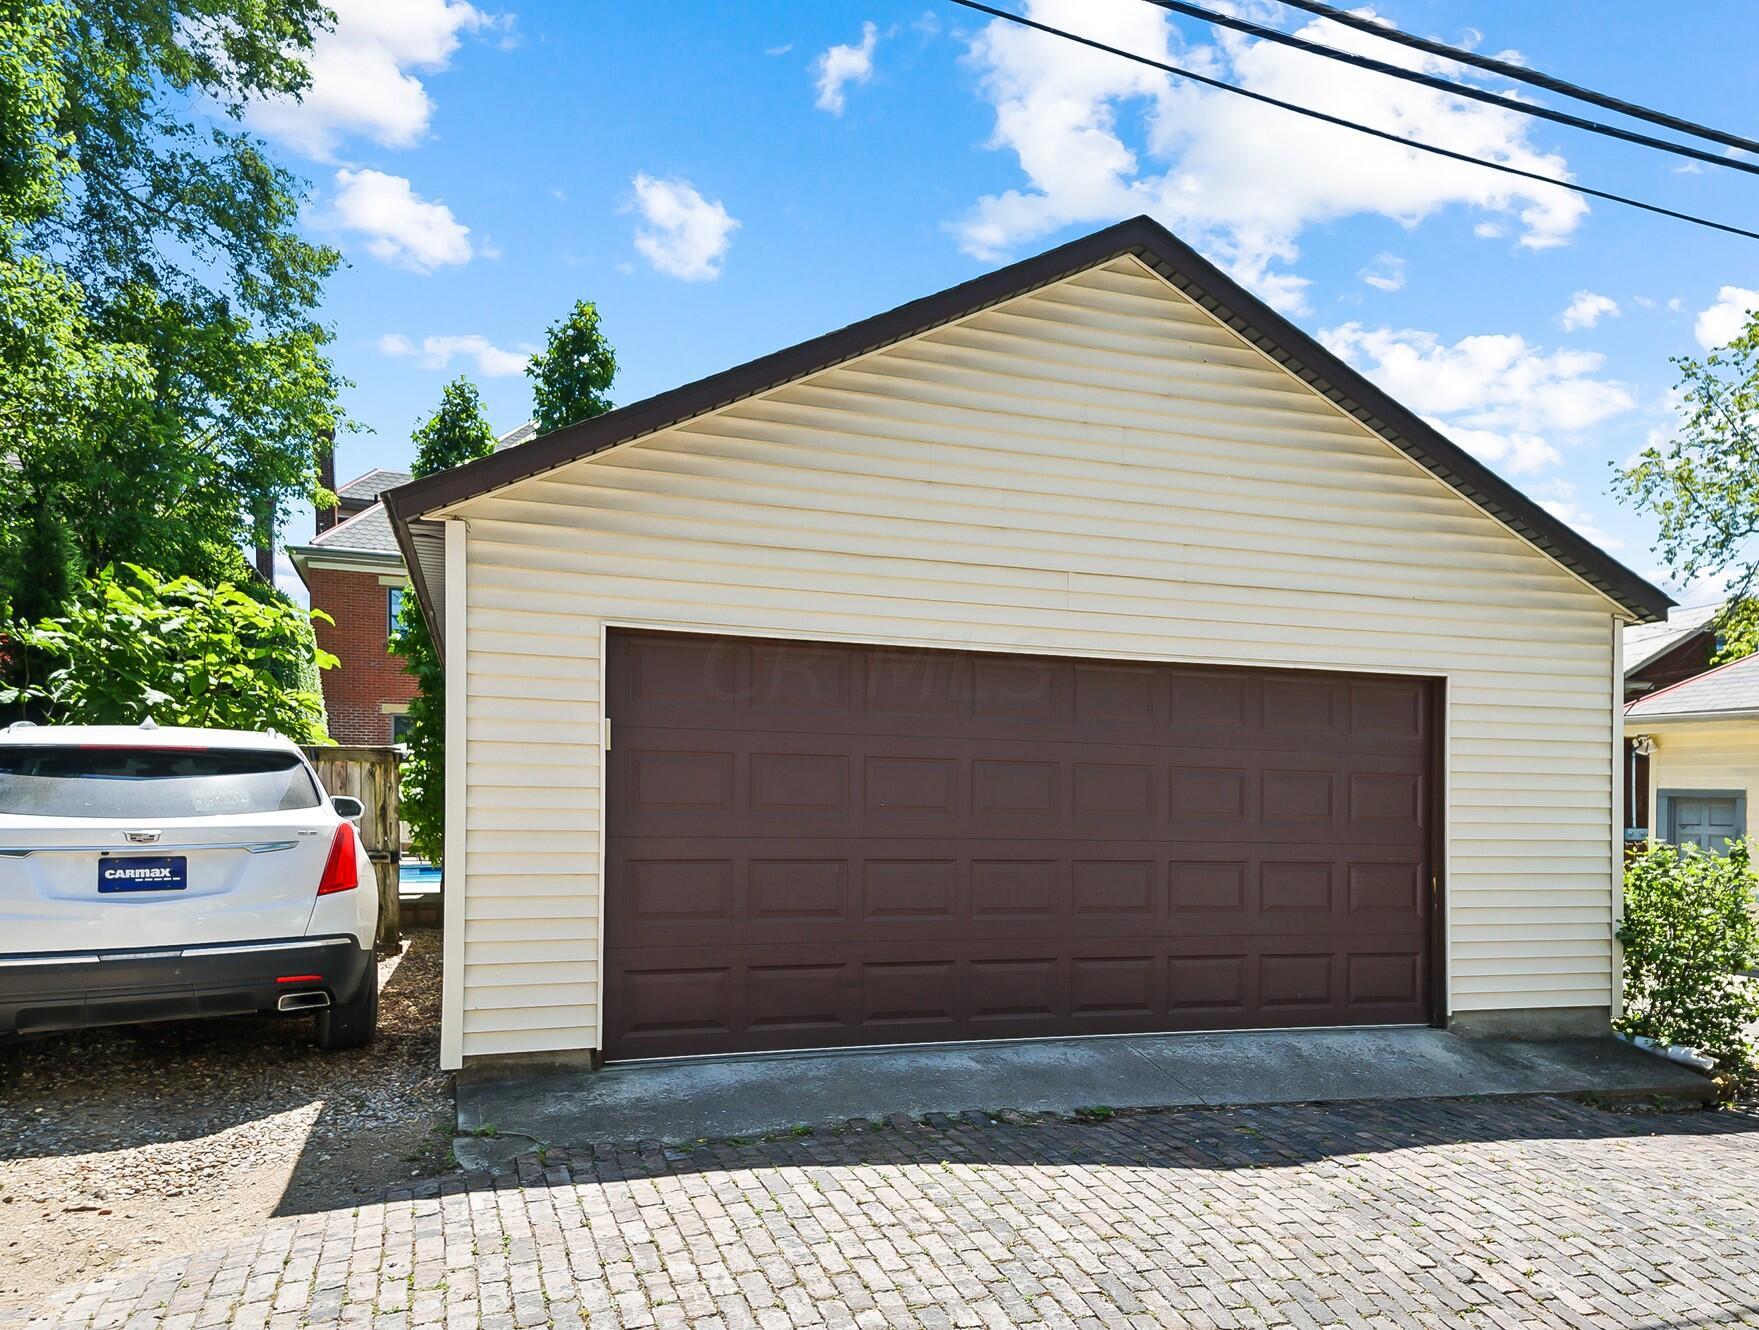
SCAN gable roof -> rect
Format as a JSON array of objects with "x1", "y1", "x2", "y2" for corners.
[
  {"x1": 1624, "y1": 602, "x2": 1719, "y2": 676},
  {"x1": 384, "y1": 215, "x2": 1671, "y2": 653},
  {"x1": 1627, "y1": 649, "x2": 1759, "y2": 720},
  {"x1": 286, "y1": 496, "x2": 405, "y2": 580},
  {"x1": 336, "y1": 467, "x2": 411, "y2": 506}
]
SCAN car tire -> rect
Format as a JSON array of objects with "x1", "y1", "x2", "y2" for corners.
[{"x1": 313, "y1": 957, "x2": 378, "y2": 1051}]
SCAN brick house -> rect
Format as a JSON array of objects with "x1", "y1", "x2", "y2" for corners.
[
  {"x1": 291, "y1": 430, "x2": 535, "y2": 745},
  {"x1": 288, "y1": 468, "x2": 417, "y2": 745}
]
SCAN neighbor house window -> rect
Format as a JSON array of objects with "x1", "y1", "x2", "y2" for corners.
[
  {"x1": 387, "y1": 585, "x2": 404, "y2": 638},
  {"x1": 390, "y1": 712, "x2": 413, "y2": 747}
]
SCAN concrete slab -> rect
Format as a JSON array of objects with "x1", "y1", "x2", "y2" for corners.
[{"x1": 455, "y1": 1028, "x2": 1712, "y2": 1152}]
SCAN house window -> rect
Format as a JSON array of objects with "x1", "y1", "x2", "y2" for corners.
[
  {"x1": 1657, "y1": 788, "x2": 1747, "y2": 855},
  {"x1": 388, "y1": 585, "x2": 404, "y2": 638},
  {"x1": 391, "y1": 712, "x2": 413, "y2": 746}
]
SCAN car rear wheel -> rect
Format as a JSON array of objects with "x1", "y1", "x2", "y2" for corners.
[{"x1": 313, "y1": 958, "x2": 378, "y2": 1051}]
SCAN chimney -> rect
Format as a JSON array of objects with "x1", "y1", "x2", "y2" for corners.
[{"x1": 316, "y1": 426, "x2": 338, "y2": 534}]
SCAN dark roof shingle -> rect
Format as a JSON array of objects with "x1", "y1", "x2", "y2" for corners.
[
  {"x1": 302, "y1": 502, "x2": 402, "y2": 558},
  {"x1": 336, "y1": 468, "x2": 412, "y2": 504},
  {"x1": 1627, "y1": 650, "x2": 1759, "y2": 719}
]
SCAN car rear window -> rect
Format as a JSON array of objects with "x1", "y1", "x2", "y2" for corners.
[{"x1": 0, "y1": 747, "x2": 321, "y2": 818}]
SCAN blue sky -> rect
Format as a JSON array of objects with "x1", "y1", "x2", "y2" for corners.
[{"x1": 256, "y1": 1, "x2": 1759, "y2": 607}]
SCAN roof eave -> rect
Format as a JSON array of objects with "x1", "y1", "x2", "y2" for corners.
[
  {"x1": 381, "y1": 487, "x2": 446, "y2": 661},
  {"x1": 382, "y1": 214, "x2": 1673, "y2": 624},
  {"x1": 286, "y1": 542, "x2": 405, "y2": 568},
  {"x1": 1626, "y1": 708, "x2": 1759, "y2": 726}
]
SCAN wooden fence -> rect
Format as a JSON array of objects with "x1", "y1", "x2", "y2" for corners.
[{"x1": 303, "y1": 745, "x2": 400, "y2": 951}]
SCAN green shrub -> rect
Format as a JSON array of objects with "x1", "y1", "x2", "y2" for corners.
[
  {"x1": 0, "y1": 563, "x2": 336, "y2": 743},
  {"x1": 238, "y1": 575, "x2": 330, "y2": 736},
  {"x1": 1618, "y1": 839, "x2": 1759, "y2": 1071}
]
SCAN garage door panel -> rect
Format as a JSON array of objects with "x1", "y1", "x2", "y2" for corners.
[
  {"x1": 614, "y1": 639, "x2": 1431, "y2": 756},
  {"x1": 605, "y1": 631, "x2": 1435, "y2": 1058},
  {"x1": 618, "y1": 710, "x2": 1431, "y2": 756},
  {"x1": 604, "y1": 937, "x2": 1431, "y2": 1058},
  {"x1": 609, "y1": 840, "x2": 1428, "y2": 946},
  {"x1": 615, "y1": 744, "x2": 1430, "y2": 845}
]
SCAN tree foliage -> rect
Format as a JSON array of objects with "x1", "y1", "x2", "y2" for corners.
[
  {"x1": 1615, "y1": 310, "x2": 1759, "y2": 660},
  {"x1": 527, "y1": 299, "x2": 617, "y2": 433},
  {"x1": 0, "y1": 0, "x2": 343, "y2": 631},
  {"x1": 392, "y1": 381, "x2": 498, "y2": 866},
  {"x1": 0, "y1": 239, "x2": 150, "y2": 622},
  {"x1": 21, "y1": 0, "x2": 335, "y2": 316},
  {"x1": 1618, "y1": 840, "x2": 1759, "y2": 1072},
  {"x1": 1, "y1": 564, "x2": 335, "y2": 743}
]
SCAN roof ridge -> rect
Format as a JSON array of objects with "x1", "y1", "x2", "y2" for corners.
[
  {"x1": 340, "y1": 465, "x2": 409, "y2": 484},
  {"x1": 383, "y1": 214, "x2": 1671, "y2": 655}
]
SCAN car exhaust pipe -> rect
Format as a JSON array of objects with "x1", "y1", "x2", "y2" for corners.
[{"x1": 277, "y1": 991, "x2": 330, "y2": 1012}]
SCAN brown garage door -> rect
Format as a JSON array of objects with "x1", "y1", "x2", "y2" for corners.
[{"x1": 604, "y1": 631, "x2": 1436, "y2": 1060}]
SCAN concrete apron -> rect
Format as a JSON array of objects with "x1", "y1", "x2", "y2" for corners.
[{"x1": 453, "y1": 1027, "x2": 1714, "y2": 1169}]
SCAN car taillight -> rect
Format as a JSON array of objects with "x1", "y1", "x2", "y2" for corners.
[{"x1": 317, "y1": 822, "x2": 359, "y2": 895}]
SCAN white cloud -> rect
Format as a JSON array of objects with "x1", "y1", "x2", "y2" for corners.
[
  {"x1": 1426, "y1": 422, "x2": 1560, "y2": 475},
  {"x1": 814, "y1": 21, "x2": 879, "y2": 114},
  {"x1": 628, "y1": 174, "x2": 739, "y2": 281},
  {"x1": 1559, "y1": 290, "x2": 1618, "y2": 331},
  {"x1": 1321, "y1": 322, "x2": 1635, "y2": 477},
  {"x1": 1694, "y1": 285, "x2": 1759, "y2": 350},
  {"x1": 247, "y1": 0, "x2": 494, "y2": 158},
  {"x1": 332, "y1": 169, "x2": 474, "y2": 272},
  {"x1": 379, "y1": 332, "x2": 530, "y2": 376},
  {"x1": 1649, "y1": 564, "x2": 1736, "y2": 605},
  {"x1": 1532, "y1": 480, "x2": 1624, "y2": 551},
  {"x1": 953, "y1": 1, "x2": 1585, "y2": 312},
  {"x1": 1359, "y1": 253, "x2": 1405, "y2": 292}
]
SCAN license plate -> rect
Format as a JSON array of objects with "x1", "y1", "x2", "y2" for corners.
[{"x1": 99, "y1": 855, "x2": 188, "y2": 893}]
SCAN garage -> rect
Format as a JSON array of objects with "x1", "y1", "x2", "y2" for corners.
[
  {"x1": 603, "y1": 630, "x2": 1436, "y2": 1059},
  {"x1": 384, "y1": 215, "x2": 1670, "y2": 1069}
]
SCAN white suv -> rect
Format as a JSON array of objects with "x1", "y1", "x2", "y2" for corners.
[{"x1": 0, "y1": 722, "x2": 378, "y2": 1050}]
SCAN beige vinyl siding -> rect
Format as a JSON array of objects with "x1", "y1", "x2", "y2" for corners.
[
  {"x1": 446, "y1": 255, "x2": 1621, "y2": 1063},
  {"x1": 1638, "y1": 719, "x2": 1759, "y2": 838}
]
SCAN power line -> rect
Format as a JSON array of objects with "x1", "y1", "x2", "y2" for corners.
[
  {"x1": 1272, "y1": 0, "x2": 1759, "y2": 159},
  {"x1": 944, "y1": 0, "x2": 1759, "y2": 244},
  {"x1": 1140, "y1": 0, "x2": 1759, "y2": 180}
]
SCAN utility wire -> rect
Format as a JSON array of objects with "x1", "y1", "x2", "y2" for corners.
[
  {"x1": 1273, "y1": 0, "x2": 1759, "y2": 159},
  {"x1": 944, "y1": 0, "x2": 1759, "y2": 244},
  {"x1": 1140, "y1": 0, "x2": 1759, "y2": 180}
]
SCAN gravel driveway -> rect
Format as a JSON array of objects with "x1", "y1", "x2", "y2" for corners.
[{"x1": 0, "y1": 929, "x2": 450, "y2": 1313}]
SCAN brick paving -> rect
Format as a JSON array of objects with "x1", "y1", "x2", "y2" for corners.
[{"x1": 16, "y1": 1095, "x2": 1759, "y2": 1329}]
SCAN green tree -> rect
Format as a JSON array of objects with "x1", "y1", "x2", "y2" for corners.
[
  {"x1": 1615, "y1": 310, "x2": 1759, "y2": 659},
  {"x1": 0, "y1": 0, "x2": 343, "y2": 622},
  {"x1": 527, "y1": 299, "x2": 617, "y2": 433},
  {"x1": 1, "y1": 564, "x2": 335, "y2": 743},
  {"x1": 392, "y1": 381, "x2": 498, "y2": 866},
  {"x1": 0, "y1": 239, "x2": 150, "y2": 622}
]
